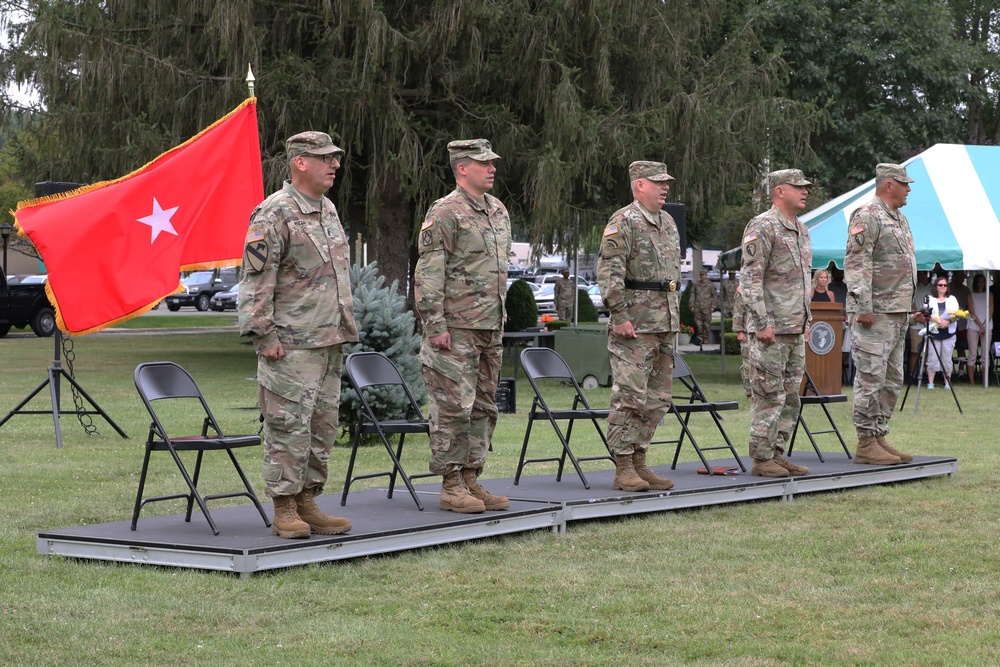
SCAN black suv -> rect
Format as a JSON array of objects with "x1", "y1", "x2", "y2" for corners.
[
  {"x1": 1, "y1": 267, "x2": 56, "y2": 337},
  {"x1": 165, "y1": 267, "x2": 239, "y2": 312}
]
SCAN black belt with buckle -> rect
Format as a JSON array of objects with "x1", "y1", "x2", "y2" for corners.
[{"x1": 624, "y1": 279, "x2": 678, "y2": 292}]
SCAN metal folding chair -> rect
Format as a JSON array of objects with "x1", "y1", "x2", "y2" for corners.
[
  {"x1": 132, "y1": 362, "x2": 270, "y2": 536},
  {"x1": 514, "y1": 347, "x2": 613, "y2": 489},
  {"x1": 656, "y1": 353, "x2": 746, "y2": 474},
  {"x1": 341, "y1": 352, "x2": 435, "y2": 510},
  {"x1": 787, "y1": 369, "x2": 851, "y2": 461}
]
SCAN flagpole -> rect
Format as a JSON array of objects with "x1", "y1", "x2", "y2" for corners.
[{"x1": 246, "y1": 65, "x2": 255, "y2": 98}]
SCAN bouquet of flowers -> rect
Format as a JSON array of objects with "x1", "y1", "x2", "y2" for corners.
[{"x1": 949, "y1": 309, "x2": 970, "y2": 319}]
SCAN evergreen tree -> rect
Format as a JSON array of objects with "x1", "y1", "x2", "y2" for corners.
[
  {"x1": 505, "y1": 279, "x2": 538, "y2": 332},
  {"x1": 0, "y1": 0, "x2": 818, "y2": 293},
  {"x1": 340, "y1": 261, "x2": 425, "y2": 440},
  {"x1": 576, "y1": 288, "x2": 599, "y2": 323}
]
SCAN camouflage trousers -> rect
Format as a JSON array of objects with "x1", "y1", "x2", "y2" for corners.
[
  {"x1": 607, "y1": 330, "x2": 675, "y2": 455},
  {"x1": 420, "y1": 328, "x2": 501, "y2": 475},
  {"x1": 748, "y1": 333, "x2": 804, "y2": 460},
  {"x1": 851, "y1": 313, "x2": 907, "y2": 438},
  {"x1": 257, "y1": 345, "x2": 344, "y2": 498},
  {"x1": 694, "y1": 309, "x2": 712, "y2": 341},
  {"x1": 556, "y1": 305, "x2": 574, "y2": 322},
  {"x1": 739, "y1": 339, "x2": 752, "y2": 398}
]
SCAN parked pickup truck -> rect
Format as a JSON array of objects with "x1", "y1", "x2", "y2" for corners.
[
  {"x1": 164, "y1": 267, "x2": 240, "y2": 312},
  {"x1": 0, "y1": 266, "x2": 57, "y2": 337}
]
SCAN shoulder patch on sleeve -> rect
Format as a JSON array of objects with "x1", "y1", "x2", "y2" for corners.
[
  {"x1": 603, "y1": 223, "x2": 619, "y2": 236},
  {"x1": 420, "y1": 217, "x2": 434, "y2": 231},
  {"x1": 743, "y1": 231, "x2": 757, "y2": 243},
  {"x1": 243, "y1": 236, "x2": 268, "y2": 274},
  {"x1": 246, "y1": 228, "x2": 264, "y2": 243},
  {"x1": 849, "y1": 224, "x2": 865, "y2": 236}
]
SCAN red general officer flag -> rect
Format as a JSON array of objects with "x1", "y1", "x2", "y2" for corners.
[{"x1": 14, "y1": 98, "x2": 264, "y2": 335}]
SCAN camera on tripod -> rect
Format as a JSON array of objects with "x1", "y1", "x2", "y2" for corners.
[{"x1": 918, "y1": 294, "x2": 933, "y2": 319}]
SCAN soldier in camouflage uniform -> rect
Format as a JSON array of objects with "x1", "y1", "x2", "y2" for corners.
[
  {"x1": 414, "y1": 139, "x2": 512, "y2": 513},
  {"x1": 740, "y1": 169, "x2": 813, "y2": 478},
  {"x1": 731, "y1": 285, "x2": 752, "y2": 398},
  {"x1": 689, "y1": 270, "x2": 717, "y2": 345},
  {"x1": 845, "y1": 163, "x2": 917, "y2": 466},
  {"x1": 597, "y1": 161, "x2": 680, "y2": 493},
  {"x1": 554, "y1": 269, "x2": 576, "y2": 322},
  {"x1": 721, "y1": 271, "x2": 738, "y2": 318},
  {"x1": 239, "y1": 131, "x2": 358, "y2": 539}
]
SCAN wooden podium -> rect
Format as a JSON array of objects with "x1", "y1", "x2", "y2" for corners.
[{"x1": 804, "y1": 301, "x2": 844, "y2": 396}]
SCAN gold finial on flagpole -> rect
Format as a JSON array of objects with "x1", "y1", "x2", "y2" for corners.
[{"x1": 246, "y1": 65, "x2": 256, "y2": 98}]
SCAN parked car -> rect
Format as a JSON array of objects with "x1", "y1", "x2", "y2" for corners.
[
  {"x1": 507, "y1": 277, "x2": 543, "y2": 295},
  {"x1": 534, "y1": 284, "x2": 556, "y2": 315},
  {"x1": 19, "y1": 274, "x2": 48, "y2": 285},
  {"x1": 210, "y1": 285, "x2": 239, "y2": 311},
  {"x1": 165, "y1": 267, "x2": 239, "y2": 311},
  {"x1": 588, "y1": 284, "x2": 610, "y2": 317},
  {"x1": 534, "y1": 274, "x2": 591, "y2": 288}
]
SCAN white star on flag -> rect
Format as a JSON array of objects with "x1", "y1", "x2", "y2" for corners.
[{"x1": 137, "y1": 198, "x2": 180, "y2": 243}]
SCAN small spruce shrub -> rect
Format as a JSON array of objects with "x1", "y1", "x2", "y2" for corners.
[
  {"x1": 506, "y1": 279, "x2": 538, "y2": 332},
  {"x1": 340, "y1": 262, "x2": 425, "y2": 443},
  {"x1": 576, "y1": 288, "x2": 599, "y2": 323}
]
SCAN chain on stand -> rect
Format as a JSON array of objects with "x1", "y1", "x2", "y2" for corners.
[{"x1": 62, "y1": 335, "x2": 99, "y2": 436}]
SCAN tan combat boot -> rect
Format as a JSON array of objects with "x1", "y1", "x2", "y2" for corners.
[
  {"x1": 632, "y1": 450, "x2": 674, "y2": 490},
  {"x1": 295, "y1": 487, "x2": 352, "y2": 535},
  {"x1": 613, "y1": 454, "x2": 651, "y2": 492},
  {"x1": 271, "y1": 495, "x2": 310, "y2": 539},
  {"x1": 462, "y1": 468, "x2": 510, "y2": 510},
  {"x1": 854, "y1": 435, "x2": 901, "y2": 465},
  {"x1": 751, "y1": 458, "x2": 790, "y2": 478},
  {"x1": 440, "y1": 471, "x2": 486, "y2": 513},
  {"x1": 773, "y1": 453, "x2": 809, "y2": 476},
  {"x1": 875, "y1": 434, "x2": 913, "y2": 463}
]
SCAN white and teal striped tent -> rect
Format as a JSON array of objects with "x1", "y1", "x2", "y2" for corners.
[{"x1": 721, "y1": 143, "x2": 1000, "y2": 271}]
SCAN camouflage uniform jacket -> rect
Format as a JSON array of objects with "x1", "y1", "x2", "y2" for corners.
[
  {"x1": 690, "y1": 277, "x2": 717, "y2": 312},
  {"x1": 414, "y1": 186, "x2": 512, "y2": 337},
  {"x1": 721, "y1": 278, "x2": 738, "y2": 315},
  {"x1": 739, "y1": 204, "x2": 812, "y2": 334},
  {"x1": 731, "y1": 288, "x2": 747, "y2": 333},
  {"x1": 238, "y1": 181, "x2": 358, "y2": 352},
  {"x1": 554, "y1": 277, "x2": 576, "y2": 312},
  {"x1": 844, "y1": 195, "x2": 916, "y2": 315},
  {"x1": 597, "y1": 200, "x2": 681, "y2": 333}
]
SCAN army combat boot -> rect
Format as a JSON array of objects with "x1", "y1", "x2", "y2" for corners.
[
  {"x1": 271, "y1": 495, "x2": 310, "y2": 539},
  {"x1": 773, "y1": 453, "x2": 809, "y2": 476},
  {"x1": 295, "y1": 487, "x2": 352, "y2": 535},
  {"x1": 854, "y1": 435, "x2": 901, "y2": 465},
  {"x1": 751, "y1": 458, "x2": 790, "y2": 478},
  {"x1": 875, "y1": 434, "x2": 913, "y2": 463},
  {"x1": 440, "y1": 471, "x2": 486, "y2": 513},
  {"x1": 462, "y1": 468, "x2": 509, "y2": 510},
  {"x1": 631, "y1": 450, "x2": 674, "y2": 490},
  {"x1": 613, "y1": 454, "x2": 651, "y2": 492}
]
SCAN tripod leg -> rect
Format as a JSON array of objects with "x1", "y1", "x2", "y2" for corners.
[
  {"x1": 0, "y1": 376, "x2": 53, "y2": 427},
  {"x1": 49, "y1": 368, "x2": 65, "y2": 449},
  {"x1": 58, "y1": 369, "x2": 129, "y2": 438}
]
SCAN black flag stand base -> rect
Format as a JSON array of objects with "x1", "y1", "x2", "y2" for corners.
[{"x1": 0, "y1": 330, "x2": 128, "y2": 448}]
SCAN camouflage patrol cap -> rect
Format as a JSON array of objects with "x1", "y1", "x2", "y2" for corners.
[
  {"x1": 769, "y1": 169, "x2": 812, "y2": 188},
  {"x1": 448, "y1": 139, "x2": 501, "y2": 162},
  {"x1": 286, "y1": 131, "x2": 345, "y2": 159},
  {"x1": 876, "y1": 163, "x2": 914, "y2": 183},
  {"x1": 629, "y1": 161, "x2": 674, "y2": 182}
]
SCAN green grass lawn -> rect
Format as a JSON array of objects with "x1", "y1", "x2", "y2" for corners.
[
  {"x1": 111, "y1": 313, "x2": 239, "y2": 329},
  {"x1": 1, "y1": 332, "x2": 998, "y2": 666}
]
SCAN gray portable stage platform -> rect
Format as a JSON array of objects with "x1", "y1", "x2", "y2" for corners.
[{"x1": 37, "y1": 451, "x2": 956, "y2": 576}]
